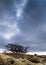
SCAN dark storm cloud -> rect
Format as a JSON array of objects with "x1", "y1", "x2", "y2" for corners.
[
  {"x1": 17, "y1": 0, "x2": 46, "y2": 41},
  {"x1": 24, "y1": 0, "x2": 43, "y2": 23},
  {"x1": 0, "y1": 0, "x2": 13, "y2": 13},
  {"x1": 0, "y1": 0, "x2": 46, "y2": 51},
  {"x1": 0, "y1": 0, "x2": 22, "y2": 18}
]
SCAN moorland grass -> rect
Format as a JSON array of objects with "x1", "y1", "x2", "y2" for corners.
[{"x1": 0, "y1": 53, "x2": 46, "y2": 65}]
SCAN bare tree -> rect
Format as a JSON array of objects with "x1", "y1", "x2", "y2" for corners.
[{"x1": 5, "y1": 43, "x2": 29, "y2": 54}]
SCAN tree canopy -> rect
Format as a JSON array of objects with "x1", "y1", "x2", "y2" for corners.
[{"x1": 5, "y1": 43, "x2": 29, "y2": 54}]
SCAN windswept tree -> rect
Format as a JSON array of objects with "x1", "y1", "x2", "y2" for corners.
[{"x1": 5, "y1": 43, "x2": 29, "y2": 54}]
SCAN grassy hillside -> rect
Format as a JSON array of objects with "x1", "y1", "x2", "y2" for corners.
[{"x1": 0, "y1": 53, "x2": 46, "y2": 65}]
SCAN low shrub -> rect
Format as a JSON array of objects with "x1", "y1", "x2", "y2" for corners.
[
  {"x1": 5, "y1": 58, "x2": 14, "y2": 65},
  {"x1": 29, "y1": 57, "x2": 40, "y2": 63},
  {"x1": 19, "y1": 58, "x2": 34, "y2": 65},
  {"x1": 42, "y1": 58, "x2": 46, "y2": 63}
]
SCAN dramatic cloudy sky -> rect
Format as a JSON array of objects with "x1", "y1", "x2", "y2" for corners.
[{"x1": 0, "y1": 0, "x2": 46, "y2": 51}]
